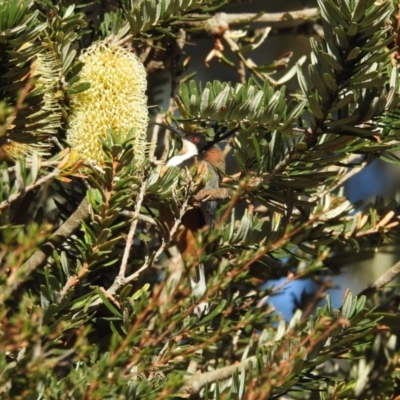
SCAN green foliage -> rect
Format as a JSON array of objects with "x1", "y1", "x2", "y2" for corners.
[
  {"x1": 0, "y1": 0, "x2": 47, "y2": 141},
  {"x1": 2, "y1": 0, "x2": 400, "y2": 399},
  {"x1": 38, "y1": 3, "x2": 87, "y2": 75},
  {"x1": 122, "y1": 0, "x2": 228, "y2": 36}
]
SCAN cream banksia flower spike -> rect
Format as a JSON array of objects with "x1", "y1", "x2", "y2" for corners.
[{"x1": 66, "y1": 42, "x2": 149, "y2": 166}]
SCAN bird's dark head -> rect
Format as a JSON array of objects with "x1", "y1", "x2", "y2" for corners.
[
  {"x1": 166, "y1": 133, "x2": 208, "y2": 167},
  {"x1": 183, "y1": 134, "x2": 207, "y2": 153},
  {"x1": 158, "y1": 123, "x2": 218, "y2": 168},
  {"x1": 157, "y1": 124, "x2": 206, "y2": 150},
  {"x1": 156, "y1": 123, "x2": 210, "y2": 152}
]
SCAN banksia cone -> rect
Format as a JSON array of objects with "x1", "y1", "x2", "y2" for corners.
[{"x1": 66, "y1": 42, "x2": 149, "y2": 166}]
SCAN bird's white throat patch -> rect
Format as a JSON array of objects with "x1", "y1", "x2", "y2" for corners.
[{"x1": 166, "y1": 140, "x2": 198, "y2": 167}]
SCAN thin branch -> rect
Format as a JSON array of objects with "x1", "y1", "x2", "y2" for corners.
[
  {"x1": 177, "y1": 8, "x2": 319, "y2": 28},
  {"x1": 123, "y1": 192, "x2": 190, "y2": 285},
  {"x1": 59, "y1": 262, "x2": 90, "y2": 298},
  {"x1": 265, "y1": 149, "x2": 299, "y2": 183},
  {"x1": 358, "y1": 259, "x2": 400, "y2": 298},
  {"x1": 148, "y1": 113, "x2": 163, "y2": 160},
  {"x1": 118, "y1": 181, "x2": 147, "y2": 279},
  {"x1": 0, "y1": 168, "x2": 60, "y2": 211},
  {"x1": 90, "y1": 180, "x2": 194, "y2": 306},
  {"x1": 192, "y1": 187, "x2": 232, "y2": 203},
  {"x1": 181, "y1": 355, "x2": 259, "y2": 396},
  {"x1": 181, "y1": 313, "x2": 345, "y2": 397},
  {"x1": 241, "y1": 200, "x2": 342, "y2": 272},
  {"x1": 6, "y1": 160, "x2": 60, "y2": 173},
  {"x1": 2, "y1": 197, "x2": 90, "y2": 300},
  {"x1": 222, "y1": 8, "x2": 319, "y2": 25},
  {"x1": 309, "y1": 156, "x2": 372, "y2": 203},
  {"x1": 120, "y1": 210, "x2": 158, "y2": 226}
]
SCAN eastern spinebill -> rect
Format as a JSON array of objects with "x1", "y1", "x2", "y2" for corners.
[{"x1": 160, "y1": 125, "x2": 226, "y2": 260}]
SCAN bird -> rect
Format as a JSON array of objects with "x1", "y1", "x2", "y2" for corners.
[
  {"x1": 168, "y1": 133, "x2": 224, "y2": 223},
  {"x1": 161, "y1": 125, "x2": 226, "y2": 262},
  {"x1": 158, "y1": 125, "x2": 226, "y2": 313}
]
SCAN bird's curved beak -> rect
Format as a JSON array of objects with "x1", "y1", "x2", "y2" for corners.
[{"x1": 155, "y1": 123, "x2": 185, "y2": 138}]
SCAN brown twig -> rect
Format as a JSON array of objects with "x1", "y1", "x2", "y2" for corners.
[
  {"x1": 265, "y1": 149, "x2": 300, "y2": 183},
  {"x1": 122, "y1": 192, "x2": 190, "y2": 285},
  {"x1": 181, "y1": 355, "x2": 259, "y2": 395},
  {"x1": 119, "y1": 181, "x2": 147, "y2": 279},
  {"x1": 5, "y1": 160, "x2": 60, "y2": 173},
  {"x1": 192, "y1": 187, "x2": 232, "y2": 203},
  {"x1": 309, "y1": 156, "x2": 372, "y2": 203},
  {"x1": 2, "y1": 197, "x2": 90, "y2": 300},
  {"x1": 176, "y1": 8, "x2": 319, "y2": 28},
  {"x1": 120, "y1": 210, "x2": 158, "y2": 226},
  {"x1": 180, "y1": 314, "x2": 345, "y2": 397},
  {"x1": 358, "y1": 259, "x2": 400, "y2": 298},
  {"x1": 241, "y1": 198, "x2": 344, "y2": 273},
  {"x1": 90, "y1": 179, "x2": 194, "y2": 305},
  {"x1": 59, "y1": 262, "x2": 90, "y2": 298},
  {"x1": 0, "y1": 168, "x2": 60, "y2": 211}
]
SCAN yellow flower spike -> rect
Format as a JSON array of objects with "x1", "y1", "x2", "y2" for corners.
[{"x1": 66, "y1": 42, "x2": 149, "y2": 166}]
